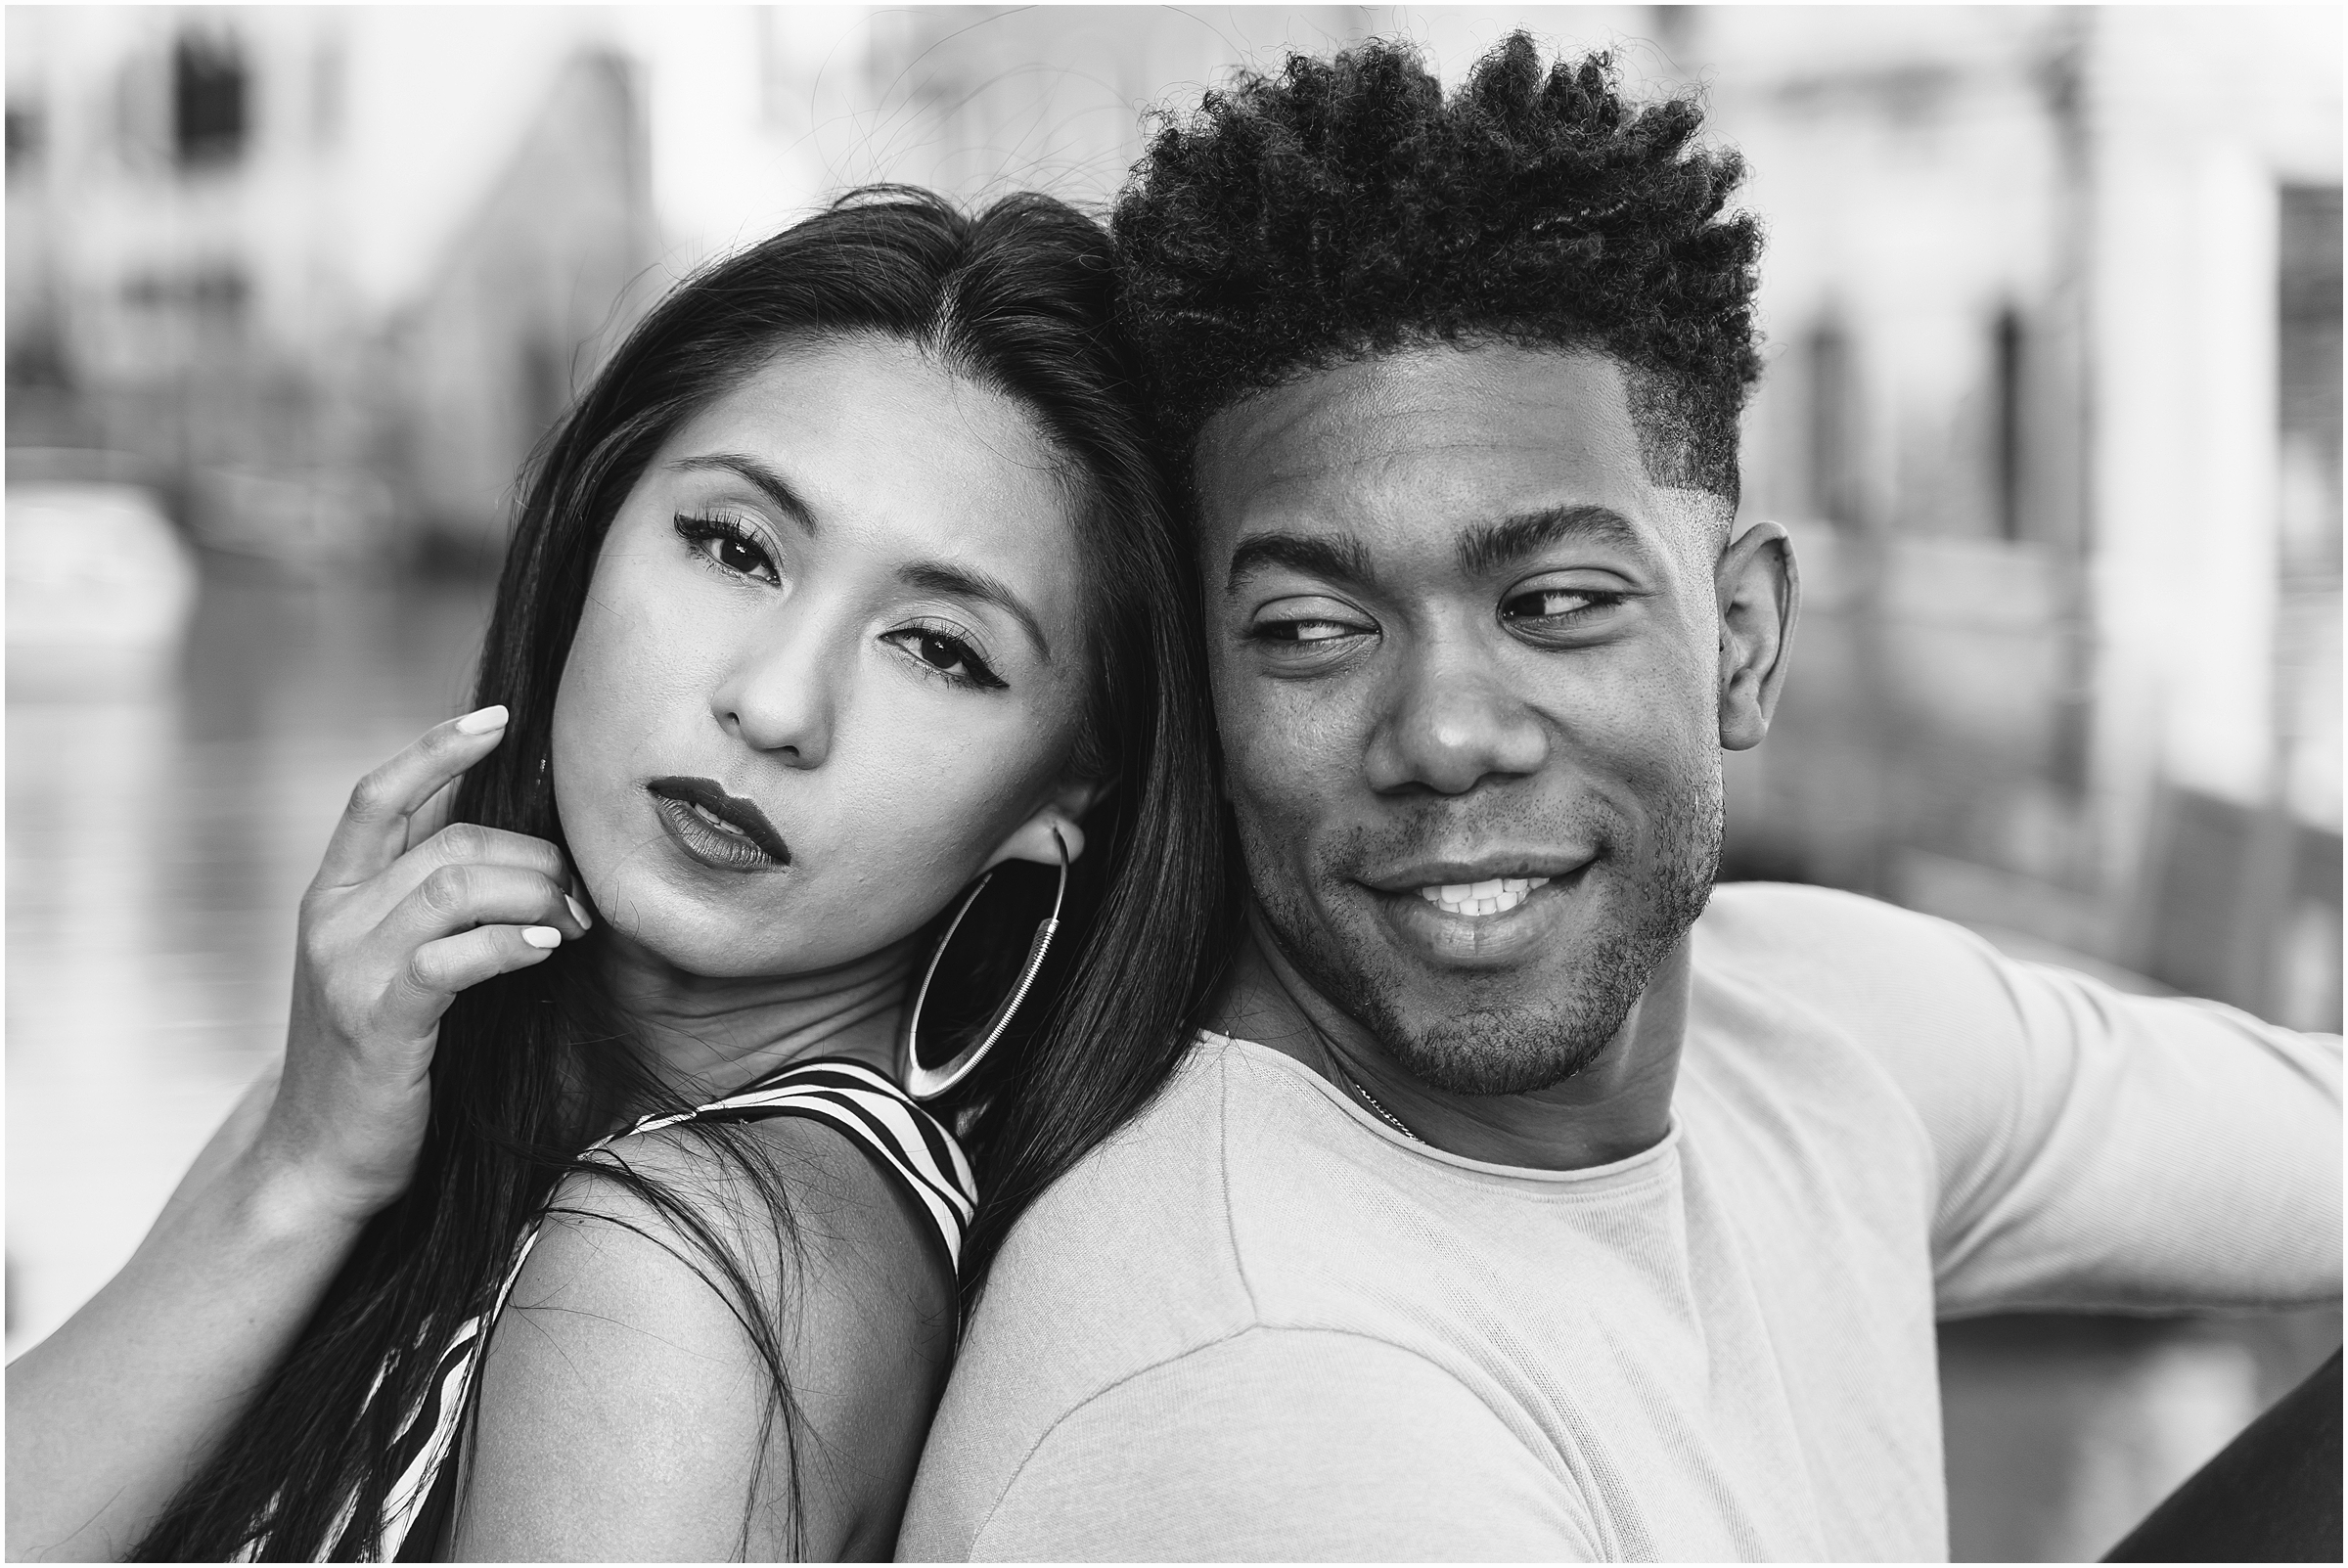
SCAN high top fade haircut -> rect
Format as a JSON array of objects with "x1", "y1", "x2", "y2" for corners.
[{"x1": 1112, "y1": 32, "x2": 1764, "y2": 510}]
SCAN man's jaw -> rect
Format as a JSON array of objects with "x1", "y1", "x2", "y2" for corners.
[{"x1": 1224, "y1": 892, "x2": 1691, "y2": 1171}]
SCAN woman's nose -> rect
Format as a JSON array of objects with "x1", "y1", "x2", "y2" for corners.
[{"x1": 710, "y1": 618, "x2": 838, "y2": 768}]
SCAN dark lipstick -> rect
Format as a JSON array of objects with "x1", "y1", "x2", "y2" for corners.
[{"x1": 646, "y1": 776, "x2": 791, "y2": 871}]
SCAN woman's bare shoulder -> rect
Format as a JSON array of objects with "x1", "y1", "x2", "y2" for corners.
[{"x1": 453, "y1": 1114, "x2": 955, "y2": 1560}]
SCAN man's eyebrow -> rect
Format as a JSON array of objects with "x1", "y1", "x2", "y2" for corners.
[
  {"x1": 1456, "y1": 505, "x2": 1653, "y2": 578},
  {"x1": 668, "y1": 453, "x2": 816, "y2": 534},
  {"x1": 900, "y1": 561, "x2": 1053, "y2": 661},
  {"x1": 1225, "y1": 532, "x2": 1380, "y2": 594}
]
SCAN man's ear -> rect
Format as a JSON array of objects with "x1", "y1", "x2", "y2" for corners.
[
  {"x1": 982, "y1": 776, "x2": 1106, "y2": 872},
  {"x1": 1716, "y1": 519, "x2": 1800, "y2": 752}
]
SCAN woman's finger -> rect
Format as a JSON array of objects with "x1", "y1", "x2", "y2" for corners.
[
  {"x1": 382, "y1": 924, "x2": 565, "y2": 1036},
  {"x1": 376, "y1": 862, "x2": 590, "y2": 952},
  {"x1": 403, "y1": 776, "x2": 464, "y2": 855},
  {"x1": 314, "y1": 706, "x2": 509, "y2": 889},
  {"x1": 381, "y1": 824, "x2": 583, "y2": 917}
]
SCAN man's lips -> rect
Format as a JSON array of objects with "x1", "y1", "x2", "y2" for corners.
[
  {"x1": 645, "y1": 776, "x2": 791, "y2": 865},
  {"x1": 1356, "y1": 851, "x2": 1597, "y2": 939},
  {"x1": 1358, "y1": 852, "x2": 1596, "y2": 896},
  {"x1": 1361, "y1": 855, "x2": 1597, "y2": 965}
]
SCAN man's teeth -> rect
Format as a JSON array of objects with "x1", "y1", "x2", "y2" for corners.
[
  {"x1": 690, "y1": 802, "x2": 749, "y2": 838},
  {"x1": 1416, "y1": 875, "x2": 1551, "y2": 917}
]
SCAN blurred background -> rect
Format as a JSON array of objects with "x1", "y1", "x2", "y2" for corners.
[{"x1": 4, "y1": 6, "x2": 2338, "y2": 1558}]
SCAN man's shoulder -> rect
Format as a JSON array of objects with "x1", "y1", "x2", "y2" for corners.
[
  {"x1": 1683, "y1": 881, "x2": 2026, "y2": 1130},
  {"x1": 933, "y1": 1034, "x2": 1399, "y2": 1418},
  {"x1": 1698, "y1": 879, "x2": 1971, "y2": 963},
  {"x1": 1693, "y1": 881, "x2": 2008, "y2": 1017},
  {"x1": 956, "y1": 1037, "x2": 1265, "y2": 1365},
  {"x1": 908, "y1": 1040, "x2": 1278, "y2": 1550}
]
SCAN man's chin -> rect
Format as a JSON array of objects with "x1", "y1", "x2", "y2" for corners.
[
  {"x1": 1308, "y1": 876, "x2": 1704, "y2": 1098},
  {"x1": 1373, "y1": 991, "x2": 1638, "y2": 1097}
]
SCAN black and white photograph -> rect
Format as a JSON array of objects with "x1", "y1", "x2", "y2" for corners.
[{"x1": 5, "y1": 5, "x2": 2340, "y2": 1561}]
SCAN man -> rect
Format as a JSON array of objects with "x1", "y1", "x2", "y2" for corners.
[{"x1": 899, "y1": 35, "x2": 2341, "y2": 1561}]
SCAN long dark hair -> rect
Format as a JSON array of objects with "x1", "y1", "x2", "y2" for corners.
[{"x1": 134, "y1": 188, "x2": 1231, "y2": 1561}]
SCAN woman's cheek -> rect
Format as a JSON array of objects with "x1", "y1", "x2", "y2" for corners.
[
  {"x1": 851, "y1": 729, "x2": 1044, "y2": 883},
  {"x1": 552, "y1": 625, "x2": 711, "y2": 897}
]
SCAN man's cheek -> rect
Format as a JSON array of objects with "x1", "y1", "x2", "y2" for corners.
[
  {"x1": 1226, "y1": 739, "x2": 1310, "y2": 833},
  {"x1": 1249, "y1": 740, "x2": 1353, "y2": 848}
]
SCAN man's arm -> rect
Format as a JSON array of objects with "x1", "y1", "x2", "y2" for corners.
[
  {"x1": 911, "y1": 1326, "x2": 1594, "y2": 1563},
  {"x1": 1919, "y1": 951, "x2": 2339, "y2": 1315},
  {"x1": 1708, "y1": 884, "x2": 2341, "y2": 1317}
]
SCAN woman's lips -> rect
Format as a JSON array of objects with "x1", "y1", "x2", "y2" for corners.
[{"x1": 645, "y1": 776, "x2": 790, "y2": 873}]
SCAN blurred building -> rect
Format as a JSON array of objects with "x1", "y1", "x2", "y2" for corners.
[
  {"x1": 1695, "y1": 6, "x2": 2343, "y2": 1040},
  {"x1": 5, "y1": 7, "x2": 657, "y2": 562}
]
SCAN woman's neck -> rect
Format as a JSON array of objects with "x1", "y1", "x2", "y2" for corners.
[{"x1": 593, "y1": 927, "x2": 916, "y2": 1104}]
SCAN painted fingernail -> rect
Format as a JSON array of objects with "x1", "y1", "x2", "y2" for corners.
[
  {"x1": 455, "y1": 704, "x2": 510, "y2": 736},
  {"x1": 520, "y1": 926, "x2": 562, "y2": 949},
  {"x1": 564, "y1": 895, "x2": 592, "y2": 929}
]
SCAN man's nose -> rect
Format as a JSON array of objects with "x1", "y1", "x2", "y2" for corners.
[
  {"x1": 1363, "y1": 635, "x2": 1549, "y2": 796},
  {"x1": 711, "y1": 613, "x2": 838, "y2": 769}
]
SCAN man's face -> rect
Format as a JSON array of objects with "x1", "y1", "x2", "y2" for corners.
[{"x1": 1196, "y1": 344, "x2": 1734, "y2": 1096}]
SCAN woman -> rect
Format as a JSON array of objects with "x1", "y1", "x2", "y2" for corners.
[{"x1": 6, "y1": 189, "x2": 1226, "y2": 1561}]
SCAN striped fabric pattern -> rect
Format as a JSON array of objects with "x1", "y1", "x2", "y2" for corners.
[{"x1": 299, "y1": 1057, "x2": 973, "y2": 1563}]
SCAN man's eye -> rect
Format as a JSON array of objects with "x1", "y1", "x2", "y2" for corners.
[
  {"x1": 1502, "y1": 587, "x2": 1611, "y2": 620},
  {"x1": 1265, "y1": 619, "x2": 1362, "y2": 644}
]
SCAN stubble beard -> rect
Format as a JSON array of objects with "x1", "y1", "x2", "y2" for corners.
[{"x1": 1242, "y1": 766, "x2": 1724, "y2": 1098}]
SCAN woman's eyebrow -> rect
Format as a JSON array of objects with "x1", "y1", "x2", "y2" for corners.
[
  {"x1": 900, "y1": 561, "x2": 1053, "y2": 660},
  {"x1": 667, "y1": 453, "x2": 817, "y2": 534}
]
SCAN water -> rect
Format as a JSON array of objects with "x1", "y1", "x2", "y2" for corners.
[{"x1": 5, "y1": 557, "x2": 494, "y2": 1356}]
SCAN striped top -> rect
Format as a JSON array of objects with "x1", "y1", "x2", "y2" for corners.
[{"x1": 304, "y1": 1057, "x2": 975, "y2": 1563}]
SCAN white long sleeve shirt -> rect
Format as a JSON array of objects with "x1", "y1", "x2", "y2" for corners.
[{"x1": 900, "y1": 883, "x2": 2342, "y2": 1561}]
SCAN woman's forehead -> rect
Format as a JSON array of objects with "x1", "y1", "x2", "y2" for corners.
[
  {"x1": 687, "y1": 335, "x2": 1058, "y2": 470},
  {"x1": 668, "y1": 339, "x2": 1070, "y2": 536}
]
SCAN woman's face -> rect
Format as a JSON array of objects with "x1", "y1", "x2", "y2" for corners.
[{"x1": 551, "y1": 334, "x2": 1096, "y2": 978}]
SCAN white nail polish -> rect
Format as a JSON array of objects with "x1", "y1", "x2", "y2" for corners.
[
  {"x1": 520, "y1": 926, "x2": 562, "y2": 949},
  {"x1": 455, "y1": 704, "x2": 510, "y2": 735},
  {"x1": 564, "y1": 895, "x2": 592, "y2": 929}
]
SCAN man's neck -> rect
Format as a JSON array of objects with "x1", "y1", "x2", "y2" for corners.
[
  {"x1": 594, "y1": 928, "x2": 915, "y2": 1106},
  {"x1": 1206, "y1": 910, "x2": 1689, "y2": 1172}
]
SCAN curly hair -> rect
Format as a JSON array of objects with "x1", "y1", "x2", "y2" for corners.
[{"x1": 1112, "y1": 32, "x2": 1764, "y2": 505}]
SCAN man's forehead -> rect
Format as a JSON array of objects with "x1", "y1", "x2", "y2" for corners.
[{"x1": 1193, "y1": 343, "x2": 1664, "y2": 552}]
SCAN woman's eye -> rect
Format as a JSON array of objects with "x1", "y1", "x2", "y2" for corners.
[
  {"x1": 713, "y1": 535, "x2": 769, "y2": 577},
  {"x1": 885, "y1": 627, "x2": 1006, "y2": 691},
  {"x1": 913, "y1": 632, "x2": 969, "y2": 672},
  {"x1": 674, "y1": 515, "x2": 779, "y2": 583}
]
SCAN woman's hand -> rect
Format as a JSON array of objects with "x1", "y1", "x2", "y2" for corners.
[
  {"x1": 7, "y1": 704, "x2": 594, "y2": 1560},
  {"x1": 253, "y1": 705, "x2": 592, "y2": 1225}
]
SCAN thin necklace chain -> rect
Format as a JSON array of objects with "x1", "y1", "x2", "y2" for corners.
[{"x1": 1328, "y1": 1053, "x2": 1424, "y2": 1143}]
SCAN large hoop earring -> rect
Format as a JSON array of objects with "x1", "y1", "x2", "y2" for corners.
[{"x1": 897, "y1": 827, "x2": 1070, "y2": 1100}]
